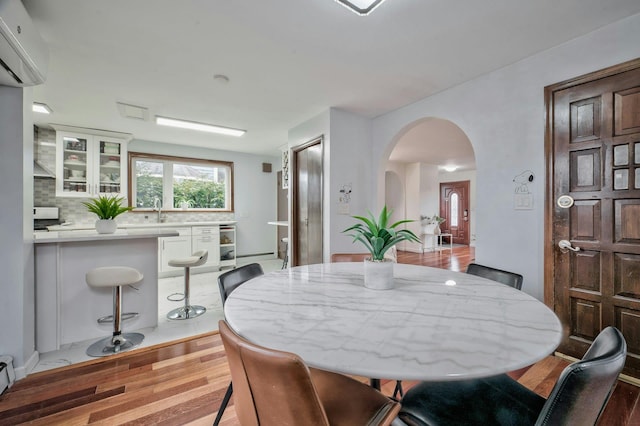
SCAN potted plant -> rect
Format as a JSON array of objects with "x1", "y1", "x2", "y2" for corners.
[
  {"x1": 343, "y1": 206, "x2": 421, "y2": 290},
  {"x1": 82, "y1": 195, "x2": 133, "y2": 234}
]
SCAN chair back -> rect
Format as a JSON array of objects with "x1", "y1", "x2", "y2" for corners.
[
  {"x1": 331, "y1": 253, "x2": 370, "y2": 262},
  {"x1": 217, "y1": 263, "x2": 264, "y2": 306},
  {"x1": 536, "y1": 326, "x2": 627, "y2": 425},
  {"x1": 466, "y1": 262, "x2": 523, "y2": 290},
  {"x1": 218, "y1": 320, "x2": 330, "y2": 426},
  {"x1": 331, "y1": 247, "x2": 397, "y2": 263}
]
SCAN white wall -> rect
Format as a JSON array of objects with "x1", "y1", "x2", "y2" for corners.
[
  {"x1": 130, "y1": 140, "x2": 279, "y2": 257},
  {"x1": 372, "y1": 13, "x2": 640, "y2": 300},
  {"x1": 288, "y1": 108, "x2": 374, "y2": 260},
  {"x1": 0, "y1": 86, "x2": 37, "y2": 378}
]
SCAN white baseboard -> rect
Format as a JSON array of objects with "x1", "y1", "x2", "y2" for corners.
[{"x1": 14, "y1": 350, "x2": 39, "y2": 381}]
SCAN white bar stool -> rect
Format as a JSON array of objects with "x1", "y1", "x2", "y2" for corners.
[
  {"x1": 85, "y1": 266, "x2": 144, "y2": 357},
  {"x1": 167, "y1": 250, "x2": 208, "y2": 320}
]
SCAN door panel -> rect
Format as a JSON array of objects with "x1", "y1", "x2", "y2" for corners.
[
  {"x1": 548, "y1": 60, "x2": 640, "y2": 377},
  {"x1": 439, "y1": 181, "x2": 470, "y2": 245},
  {"x1": 293, "y1": 139, "x2": 323, "y2": 266}
]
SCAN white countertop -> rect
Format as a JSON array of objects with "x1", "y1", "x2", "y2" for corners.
[
  {"x1": 34, "y1": 228, "x2": 180, "y2": 243},
  {"x1": 46, "y1": 220, "x2": 237, "y2": 232},
  {"x1": 225, "y1": 262, "x2": 563, "y2": 381}
]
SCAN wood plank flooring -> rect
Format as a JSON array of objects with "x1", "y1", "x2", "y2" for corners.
[{"x1": 1, "y1": 247, "x2": 638, "y2": 425}]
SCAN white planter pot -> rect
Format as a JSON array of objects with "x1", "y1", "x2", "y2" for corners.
[
  {"x1": 363, "y1": 258, "x2": 394, "y2": 290},
  {"x1": 95, "y1": 219, "x2": 117, "y2": 234}
]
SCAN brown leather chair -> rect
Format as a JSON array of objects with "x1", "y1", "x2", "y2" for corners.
[
  {"x1": 218, "y1": 320, "x2": 400, "y2": 426},
  {"x1": 330, "y1": 252, "x2": 370, "y2": 262}
]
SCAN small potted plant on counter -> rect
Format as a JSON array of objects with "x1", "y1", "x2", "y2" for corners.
[
  {"x1": 82, "y1": 195, "x2": 133, "y2": 234},
  {"x1": 343, "y1": 206, "x2": 421, "y2": 290}
]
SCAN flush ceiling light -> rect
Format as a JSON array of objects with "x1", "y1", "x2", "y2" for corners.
[
  {"x1": 443, "y1": 165, "x2": 458, "y2": 172},
  {"x1": 155, "y1": 116, "x2": 246, "y2": 137},
  {"x1": 32, "y1": 102, "x2": 52, "y2": 114},
  {"x1": 334, "y1": 0, "x2": 387, "y2": 15}
]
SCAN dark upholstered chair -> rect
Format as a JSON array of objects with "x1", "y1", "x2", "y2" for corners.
[
  {"x1": 217, "y1": 263, "x2": 264, "y2": 305},
  {"x1": 399, "y1": 326, "x2": 627, "y2": 426},
  {"x1": 466, "y1": 262, "x2": 524, "y2": 290},
  {"x1": 213, "y1": 263, "x2": 264, "y2": 425},
  {"x1": 218, "y1": 320, "x2": 400, "y2": 426}
]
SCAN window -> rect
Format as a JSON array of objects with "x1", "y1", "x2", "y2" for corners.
[
  {"x1": 129, "y1": 152, "x2": 234, "y2": 211},
  {"x1": 450, "y1": 193, "x2": 459, "y2": 227}
]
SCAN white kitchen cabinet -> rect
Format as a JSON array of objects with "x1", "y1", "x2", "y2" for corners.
[
  {"x1": 158, "y1": 227, "x2": 192, "y2": 273},
  {"x1": 192, "y1": 226, "x2": 221, "y2": 270},
  {"x1": 219, "y1": 225, "x2": 236, "y2": 268},
  {"x1": 54, "y1": 126, "x2": 131, "y2": 198}
]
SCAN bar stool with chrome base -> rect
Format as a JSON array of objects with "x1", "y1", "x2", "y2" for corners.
[
  {"x1": 281, "y1": 237, "x2": 289, "y2": 269},
  {"x1": 167, "y1": 250, "x2": 208, "y2": 320},
  {"x1": 86, "y1": 266, "x2": 144, "y2": 357}
]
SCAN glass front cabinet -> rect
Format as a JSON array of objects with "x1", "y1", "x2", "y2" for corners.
[{"x1": 55, "y1": 128, "x2": 131, "y2": 198}]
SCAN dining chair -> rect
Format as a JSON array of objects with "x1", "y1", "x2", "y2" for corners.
[
  {"x1": 213, "y1": 263, "x2": 264, "y2": 426},
  {"x1": 398, "y1": 326, "x2": 627, "y2": 426},
  {"x1": 218, "y1": 319, "x2": 400, "y2": 426},
  {"x1": 466, "y1": 262, "x2": 524, "y2": 290}
]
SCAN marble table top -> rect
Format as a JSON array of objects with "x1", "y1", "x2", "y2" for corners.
[{"x1": 224, "y1": 262, "x2": 563, "y2": 381}]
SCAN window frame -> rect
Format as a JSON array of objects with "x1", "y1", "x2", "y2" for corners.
[{"x1": 128, "y1": 151, "x2": 234, "y2": 212}]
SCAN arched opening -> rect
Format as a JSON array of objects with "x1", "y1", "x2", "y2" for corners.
[{"x1": 380, "y1": 117, "x2": 476, "y2": 253}]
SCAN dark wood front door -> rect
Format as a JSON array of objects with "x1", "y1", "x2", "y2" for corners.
[
  {"x1": 439, "y1": 180, "x2": 470, "y2": 245},
  {"x1": 546, "y1": 59, "x2": 640, "y2": 377}
]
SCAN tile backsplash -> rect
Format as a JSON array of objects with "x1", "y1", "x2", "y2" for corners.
[{"x1": 34, "y1": 126, "x2": 235, "y2": 226}]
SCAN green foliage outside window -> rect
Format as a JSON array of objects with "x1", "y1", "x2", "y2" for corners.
[
  {"x1": 136, "y1": 175, "x2": 163, "y2": 208},
  {"x1": 133, "y1": 157, "x2": 229, "y2": 210},
  {"x1": 173, "y1": 179, "x2": 225, "y2": 209}
]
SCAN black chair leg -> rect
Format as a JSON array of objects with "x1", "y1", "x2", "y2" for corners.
[
  {"x1": 213, "y1": 382, "x2": 233, "y2": 426},
  {"x1": 392, "y1": 380, "x2": 404, "y2": 399},
  {"x1": 370, "y1": 378, "x2": 381, "y2": 390}
]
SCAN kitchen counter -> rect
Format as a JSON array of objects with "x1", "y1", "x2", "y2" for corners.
[
  {"x1": 34, "y1": 228, "x2": 179, "y2": 243},
  {"x1": 46, "y1": 221, "x2": 237, "y2": 232},
  {"x1": 34, "y1": 229, "x2": 178, "y2": 353}
]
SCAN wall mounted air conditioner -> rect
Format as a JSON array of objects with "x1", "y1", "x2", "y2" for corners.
[{"x1": 0, "y1": 0, "x2": 48, "y2": 87}]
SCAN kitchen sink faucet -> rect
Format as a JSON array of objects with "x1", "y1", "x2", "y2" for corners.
[{"x1": 153, "y1": 197, "x2": 164, "y2": 223}]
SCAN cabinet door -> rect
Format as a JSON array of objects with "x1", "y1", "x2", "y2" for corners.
[
  {"x1": 159, "y1": 236, "x2": 192, "y2": 273},
  {"x1": 192, "y1": 226, "x2": 220, "y2": 267},
  {"x1": 56, "y1": 132, "x2": 93, "y2": 197},
  {"x1": 192, "y1": 234, "x2": 220, "y2": 268},
  {"x1": 56, "y1": 131, "x2": 128, "y2": 198},
  {"x1": 96, "y1": 136, "x2": 127, "y2": 197}
]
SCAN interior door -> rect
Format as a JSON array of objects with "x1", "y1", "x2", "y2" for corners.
[
  {"x1": 439, "y1": 181, "x2": 470, "y2": 245},
  {"x1": 292, "y1": 138, "x2": 323, "y2": 266},
  {"x1": 547, "y1": 59, "x2": 640, "y2": 377}
]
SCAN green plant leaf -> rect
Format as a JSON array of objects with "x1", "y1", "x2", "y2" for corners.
[{"x1": 342, "y1": 205, "x2": 421, "y2": 259}]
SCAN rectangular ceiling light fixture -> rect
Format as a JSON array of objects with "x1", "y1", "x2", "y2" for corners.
[
  {"x1": 335, "y1": 0, "x2": 387, "y2": 15},
  {"x1": 32, "y1": 102, "x2": 52, "y2": 114},
  {"x1": 155, "y1": 116, "x2": 246, "y2": 137}
]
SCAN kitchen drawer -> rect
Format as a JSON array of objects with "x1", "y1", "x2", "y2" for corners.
[
  {"x1": 191, "y1": 226, "x2": 219, "y2": 236},
  {"x1": 167, "y1": 227, "x2": 192, "y2": 236}
]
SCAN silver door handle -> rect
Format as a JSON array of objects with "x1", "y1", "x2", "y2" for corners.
[{"x1": 558, "y1": 240, "x2": 580, "y2": 252}]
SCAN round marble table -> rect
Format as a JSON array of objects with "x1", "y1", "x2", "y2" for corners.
[{"x1": 224, "y1": 262, "x2": 563, "y2": 381}]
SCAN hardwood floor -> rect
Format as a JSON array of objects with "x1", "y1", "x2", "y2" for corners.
[{"x1": 1, "y1": 246, "x2": 637, "y2": 425}]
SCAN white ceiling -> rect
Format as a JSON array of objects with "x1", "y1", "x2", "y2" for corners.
[{"x1": 23, "y1": 0, "x2": 640, "y2": 159}]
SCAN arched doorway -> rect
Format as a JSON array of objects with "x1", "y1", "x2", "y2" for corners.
[{"x1": 381, "y1": 117, "x2": 476, "y2": 251}]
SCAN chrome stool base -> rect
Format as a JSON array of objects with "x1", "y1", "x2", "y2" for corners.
[
  {"x1": 86, "y1": 332, "x2": 144, "y2": 357},
  {"x1": 167, "y1": 305, "x2": 206, "y2": 320},
  {"x1": 97, "y1": 312, "x2": 139, "y2": 324}
]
